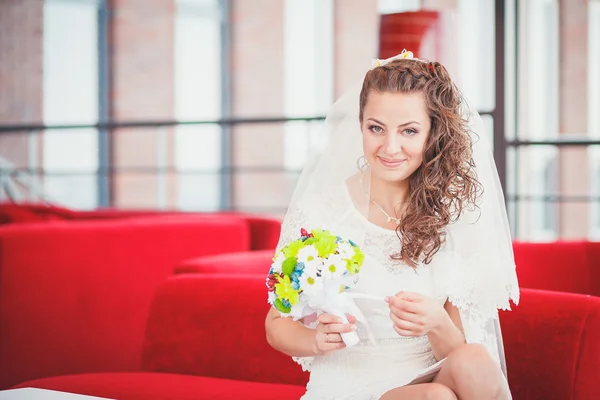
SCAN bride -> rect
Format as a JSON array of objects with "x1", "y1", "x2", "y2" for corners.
[{"x1": 264, "y1": 50, "x2": 519, "y2": 400}]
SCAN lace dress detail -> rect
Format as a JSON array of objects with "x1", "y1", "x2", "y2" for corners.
[{"x1": 274, "y1": 183, "x2": 515, "y2": 399}]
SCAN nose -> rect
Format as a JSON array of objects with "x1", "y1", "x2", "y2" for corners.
[{"x1": 383, "y1": 133, "x2": 402, "y2": 156}]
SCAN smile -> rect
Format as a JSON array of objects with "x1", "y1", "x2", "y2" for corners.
[{"x1": 378, "y1": 157, "x2": 406, "y2": 168}]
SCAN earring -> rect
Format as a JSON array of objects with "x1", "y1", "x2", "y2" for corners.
[{"x1": 356, "y1": 156, "x2": 369, "y2": 171}]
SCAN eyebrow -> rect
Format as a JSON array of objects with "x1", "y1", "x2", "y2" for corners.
[{"x1": 367, "y1": 118, "x2": 421, "y2": 128}]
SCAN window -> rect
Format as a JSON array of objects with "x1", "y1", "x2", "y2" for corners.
[
  {"x1": 42, "y1": 0, "x2": 99, "y2": 209},
  {"x1": 515, "y1": 0, "x2": 560, "y2": 240},
  {"x1": 283, "y1": 0, "x2": 334, "y2": 171},
  {"x1": 174, "y1": 0, "x2": 222, "y2": 211}
]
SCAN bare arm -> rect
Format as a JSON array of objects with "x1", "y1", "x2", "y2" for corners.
[
  {"x1": 265, "y1": 307, "x2": 356, "y2": 357},
  {"x1": 265, "y1": 307, "x2": 319, "y2": 357},
  {"x1": 427, "y1": 300, "x2": 465, "y2": 360}
]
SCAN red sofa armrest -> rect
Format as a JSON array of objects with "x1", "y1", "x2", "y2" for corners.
[
  {"x1": 141, "y1": 275, "x2": 308, "y2": 386},
  {"x1": 174, "y1": 249, "x2": 273, "y2": 274},
  {"x1": 500, "y1": 288, "x2": 600, "y2": 400}
]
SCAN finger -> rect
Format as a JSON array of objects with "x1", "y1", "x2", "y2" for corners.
[
  {"x1": 389, "y1": 312, "x2": 421, "y2": 331},
  {"x1": 322, "y1": 322, "x2": 356, "y2": 334},
  {"x1": 398, "y1": 291, "x2": 424, "y2": 302},
  {"x1": 323, "y1": 342, "x2": 347, "y2": 355},
  {"x1": 389, "y1": 308, "x2": 422, "y2": 324},
  {"x1": 386, "y1": 295, "x2": 415, "y2": 309},
  {"x1": 324, "y1": 332, "x2": 344, "y2": 343},
  {"x1": 317, "y1": 313, "x2": 342, "y2": 324},
  {"x1": 345, "y1": 314, "x2": 357, "y2": 324},
  {"x1": 393, "y1": 299, "x2": 422, "y2": 314},
  {"x1": 393, "y1": 324, "x2": 421, "y2": 337}
]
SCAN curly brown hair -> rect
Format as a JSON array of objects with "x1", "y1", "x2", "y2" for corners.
[{"x1": 359, "y1": 58, "x2": 482, "y2": 267}]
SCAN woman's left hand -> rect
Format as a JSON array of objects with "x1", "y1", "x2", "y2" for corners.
[{"x1": 386, "y1": 292, "x2": 448, "y2": 337}]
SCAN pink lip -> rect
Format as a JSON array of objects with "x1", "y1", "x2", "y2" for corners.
[{"x1": 378, "y1": 157, "x2": 406, "y2": 168}]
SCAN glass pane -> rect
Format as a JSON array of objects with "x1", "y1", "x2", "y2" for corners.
[
  {"x1": 517, "y1": 0, "x2": 559, "y2": 140},
  {"x1": 176, "y1": 124, "x2": 221, "y2": 210},
  {"x1": 42, "y1": 0, "x2": 99, "y2": 209}
]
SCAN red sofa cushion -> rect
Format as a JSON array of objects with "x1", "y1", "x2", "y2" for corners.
[
  {"x1": 0, "y1": 203, "x2": 75, "y2": 224},
  {"x1": 0, "y1": 215, "x2": 250, "y2": 389},
  {"x1": 12, "y1": 372, "x2": 306, "y2": 400},
  {"x1": 500, "y1": 289, "x2": 600, "y2": 400},
  {"x1": 141, "y1": 274, "x2": 308, "y2": 386},
  {"x1": 512, "y1": 241, "x2": 597, "y2": 296},
  {"x1": 174, "y1": 249, "x2": 274, "y2": 274}
]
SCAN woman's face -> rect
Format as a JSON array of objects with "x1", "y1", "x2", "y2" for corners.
[{"x1": 361, "y1": 91, "x2": 431, "y2": 184}]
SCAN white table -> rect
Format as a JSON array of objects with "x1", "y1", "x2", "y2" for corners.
[{"x1": 0, "y1": 388, "x2": 114, "y2": 400}]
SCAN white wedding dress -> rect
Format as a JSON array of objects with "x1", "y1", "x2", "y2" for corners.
[{"x1": 276, "y1": 181, "x2": 512, "y2": 400}]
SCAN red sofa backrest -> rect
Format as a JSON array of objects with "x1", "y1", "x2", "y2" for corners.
[
  {"x1": 0, "y1": 215, "x2": 250, "y2": 389},
  {"x1": 0, "y1": 203, "x2": 77, "y2": 224},
  {"x1": 513, "y1": 241, "x2": 600, "y2": 296},
  {"x1": 0, "y1": 204, "x2": 283, "y2": 252},
  {"x1": 500, "y1": 289, "x2": 600, "y2": 400},
  {"x1": 141, "y1": 274, "x2": 309, "y2": 386}
]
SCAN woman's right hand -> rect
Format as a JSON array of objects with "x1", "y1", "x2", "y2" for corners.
[{"x1": 312, "y1": 313, "x2": 357, "y2": 356}]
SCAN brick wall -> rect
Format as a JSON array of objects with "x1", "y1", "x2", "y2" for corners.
[
  {"x1": 109, "y1": 0, "x2": 176, "y2": 208},
  {"x1": 229, "y1": 0, "x2": 288, "y2": 212},
  {"x1": 0, "y1": 0, "x2": 44, "y2": 169},
  {"x1": 558, "y1": 0, "x2": 589, "y2": 238}
]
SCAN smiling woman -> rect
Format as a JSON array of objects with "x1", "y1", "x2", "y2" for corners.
[
  {"x1": 265, "y1": 51, "x2": 518, "y2": 400},
  {"x1": 357, "y1": 58, "x2": 480, "y2": 268}
]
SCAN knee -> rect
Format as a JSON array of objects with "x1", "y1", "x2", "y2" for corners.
[
  {"x1": 446, "y1": 343, "x2": 502, "y2": 384},
  {"x1": 423, "y1": 383, "x2": 457, "y2": 400}
]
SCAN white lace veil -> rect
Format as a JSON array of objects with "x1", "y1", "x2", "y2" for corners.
[{"x1": 278, "y1": 53, "x2": 520, "y2": 390}]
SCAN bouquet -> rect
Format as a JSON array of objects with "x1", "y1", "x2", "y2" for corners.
[{"x1": 266, "y1": 228, "x2": 365, "y2": 347}]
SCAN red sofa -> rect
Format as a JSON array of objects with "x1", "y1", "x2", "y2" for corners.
[
  {"x1": 0, "y1": 203, "x2": 282, "y2": 252},
  {"x1": 0, "y1": 211, "x2": 279, "y2": 390},
  {"x1": 513, "y1": 241, "x2": 600, "y2": 297},
  {"x1": 12, "y1": 274, "x2": 600, "y2": 400}
]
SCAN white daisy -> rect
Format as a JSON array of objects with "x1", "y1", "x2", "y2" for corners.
[
  {"x1": 270, "y1": 251, "x2": 285, "y2": 274},
  {"x1": 299, "y1": 271, "x2": 323, "y2": 299},
  {"x1": 322, "y1": 254, "x2": 347, "y2": 280},
  {"x1": 296, "y1": 245, "x2": 319, "y2": 265}
]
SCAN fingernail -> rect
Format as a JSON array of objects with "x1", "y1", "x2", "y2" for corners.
[{"x1": 384, "y1": 296, "x2": 390, "y2": 303}]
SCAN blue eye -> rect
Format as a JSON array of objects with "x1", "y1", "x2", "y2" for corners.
[
  {"x1": 404, "y1": 128, "x2": 418, "y2": 136},
  {"x1": 369, "y1": 125, "x2": 384, "y2": 134}
]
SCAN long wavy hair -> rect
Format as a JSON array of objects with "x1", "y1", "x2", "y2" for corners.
[{"x1": 359, "y1": 58, "x2": 482, "y2": 267}]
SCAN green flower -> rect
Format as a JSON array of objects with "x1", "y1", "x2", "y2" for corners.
[
  {"x1": 312, "y1": 229, "x2": 337, "y2": 258},
  {"x1": 346, "y1": 247, "x2": 364, "y2": 275},
  {"x1": 274, "y1": 275, "x2": 299, "y2": 306},
  {"x1": 283, "y1": 239, "x2": 305, "y2": 259}
]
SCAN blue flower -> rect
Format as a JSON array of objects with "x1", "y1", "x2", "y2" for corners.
[
  {"x1": 291, "y1": 271, "x2": 301, "y2": 282},
  {"x1": 268, "y1": 268, "x2": 274, "y2": 275},
  {"x1": 336, "y1": 236, "x2": 342, "y2": 242},
  {"x1": 349, "y1": 239, "x2": 357, "y2": 247},
  {"x1": 282, "y1": 298, "x2": 291, "y2": 308},
  {"x1": 296, "y1": 262, "x2": 305, "y2": 271},
  {"x1": 292, "y1": 281, "x2": 300, "y2": 291}
]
